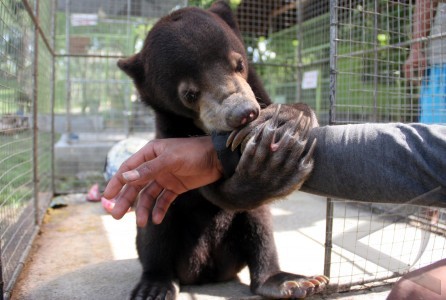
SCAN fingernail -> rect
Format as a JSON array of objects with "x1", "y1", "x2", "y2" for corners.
[
  {"x1": 122, "y1": 170, "x2": 140, "y2": 181},
  {"x1": 152, "y1": 212, "x2": 163, "y2": 225}
]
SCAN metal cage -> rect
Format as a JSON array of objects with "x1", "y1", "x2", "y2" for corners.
[{"x1": 0, "y1": 0, "x2": 445, "y2": 298}]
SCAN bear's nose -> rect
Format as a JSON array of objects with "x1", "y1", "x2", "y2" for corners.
[{"x1": 227, "y1": 104, "x2": 259, "y2": 128}]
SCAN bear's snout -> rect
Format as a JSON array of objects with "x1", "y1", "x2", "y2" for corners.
[{"x1": 226, "y1": 102, "x2": 260, "y2": 128}]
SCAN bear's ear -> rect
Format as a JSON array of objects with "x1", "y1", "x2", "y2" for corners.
[
  {"x1": 209, "y1": 1, "x2": 242, "y2": 39},
  {"x1": 117, "y1": 54, "x2": 144, "y2": 80}
]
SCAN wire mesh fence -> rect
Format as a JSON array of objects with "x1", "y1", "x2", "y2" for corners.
[
  {"x1": 325, "y1": 200, "x2": 446, "y2": 292},
  {"x1": 0, "y1": 0, "x2": 445, "y2": 298},
  {"x1": 0, "y1": 0, "x2": 55, "y2": 297},
  {"x1": 331, "y1": 0, "x2": 446, "y2": 124},
  {"x1": 325, "y1": 0, "x2": 446, "y2": 292},
  {"x1": 237, "y1": 0, "x2": 332, "y2": 122},
  {"x1": 324, "y1": 198, "x2": 446, "y2": 292},
  {"x1": 52, "y1": 0, "x2": 167, "y2": 193}
]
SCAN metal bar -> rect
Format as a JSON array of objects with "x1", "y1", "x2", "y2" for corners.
[
  {"x1": 251, "y1": 62, "x2": 298, "y2": 68},
  {"x1": 50, "y1": 0, "x2": 56, "y2": 193},
  {"x1": 298, "y1": 57, "x2": 330, "y2": 68},
  {"x1": 0, "y1": 238, "x2": 3, "y2": 299},
  {"x1": 329, "y1": 0, "x2": 338, "y2": 124},
  {"x1": 125, "y1": 0, "x2": 131, "y2": 136},
  {"x1": 65, "y1": 0, "x2": 72, "y2": 135},
  {"x1": 372, "y1": 0, "x2": 378, "y2": 122},
  {"x1": 70, "y1": 79, "x2": 130, "y2": 83},
  {"x1": 324, "y1": 198, "x2": 334, "y2": 278},
  {"x1": 32, "y1": 0, "x2": 40, "y2": 225},
  {"x1": 325, "y1": 0, "x2": 338, "y2": 279},
  {"x1": 3, "y1": 226, "x2": 40, "y2": 300},
  {"x1": 335, "y1": 31, "x2": 446, "y2": 60},
  {"x1": 21, "y1": 0, "x2": 55, "y2": 56},
  {"x1": 55, "y1": 53, "x2": 128, "y2": 59},
  {"x1": 296, "y1": 0, "x2": 303, "y2": 103}
]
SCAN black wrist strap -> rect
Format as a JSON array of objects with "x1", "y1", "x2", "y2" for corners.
[{"x1": 211, "y1": 132, "x2": 241, "y2": 178}]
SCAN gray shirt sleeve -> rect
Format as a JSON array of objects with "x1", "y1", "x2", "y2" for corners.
[{"x1": 301, "y1": 123, "x2": 446, "y2": 206}]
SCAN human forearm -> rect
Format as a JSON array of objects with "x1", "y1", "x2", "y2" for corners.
[{"x1": 301, "y1": 123, "x2": 446, "y2": 206}]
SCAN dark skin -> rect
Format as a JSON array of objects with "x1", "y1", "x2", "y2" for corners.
[{"x1": 104, "y1": 136, "x2": 223, "y2": 227}]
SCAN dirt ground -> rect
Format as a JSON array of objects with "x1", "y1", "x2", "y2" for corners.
[
  {"x1": 10, "y1": 194, "x2": 262, "y2": 300},
  {"x1": 11, "y1": 194, "x2": 140, "y2": 300}
]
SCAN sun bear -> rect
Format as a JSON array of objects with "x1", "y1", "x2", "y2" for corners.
[{"x1": 117, "y1": 1, "x2": 326, "y2": 299}]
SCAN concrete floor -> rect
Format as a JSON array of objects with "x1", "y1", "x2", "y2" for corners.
[{"x1": 11, "y1": 191, "x2": 399, "y2": 300}]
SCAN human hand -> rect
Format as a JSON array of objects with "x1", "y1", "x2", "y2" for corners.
[
  {"x1": 403, "y1": 47, "x2": 426, "y2": 84},
  {"x1": 103, "y1": 136, "x2": 223, "y2": 227}
]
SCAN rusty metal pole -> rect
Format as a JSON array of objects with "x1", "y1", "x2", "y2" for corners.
[
  {"x1": 324, "y1": 0, "x2": 339, "y2": 280},
  {"x1": 65, "y1": 0, "x2": 72, "y2": 136},
  {"x1": 296, "y1": 0, "x2": 303, "y2": 103},
  {"x1": 50, "y1": 0, "x2": 56, "y2": 194},
  {"x1": 32, "y1": 0, "x2": 40, "y2": 225}
]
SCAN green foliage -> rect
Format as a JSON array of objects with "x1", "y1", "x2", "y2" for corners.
[
  {"x1": 0, "y1": 132, "x2": 33, "y2": 208},
  {"x1": 187, "y1": 0, "x2": 241, "y2": 9},
  {"x1": 333, "y1": 1, "x2": 415, "y2": 122},
  {"x1": 187, "y1": 0, "x2": 214, "y2": 8},
  {"x1": 229, "y1": 0, "x2": 242, "y2": 9}
]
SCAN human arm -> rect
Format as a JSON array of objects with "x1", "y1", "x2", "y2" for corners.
[
  {"x1": 103, "y1": 136, "x2": 223, "y2": 226},
  {"x1": 403, "y1": 0, "x2": 439, "y2": 81},
  {"x1": 105, "y1": 122, "x2": 446, "y2": 226},
  {"x1": 301, "y1": 123, "x2": 446, "y2": 205}
]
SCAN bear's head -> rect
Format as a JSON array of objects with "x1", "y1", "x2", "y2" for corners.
[{"x1": 118, "y1": 1, "x2": 267, "y2": 133}]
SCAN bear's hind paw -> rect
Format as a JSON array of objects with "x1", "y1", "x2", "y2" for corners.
[
  {"x1": 253, "y1": 272, "x2": 329, "y2": 299},
  {"x1": 130, "y1": 279, "x2": 179, "y2": 300}
]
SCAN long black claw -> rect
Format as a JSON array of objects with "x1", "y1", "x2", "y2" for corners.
[
  {"x1": 226, "y1": 129, "x2": 239, "y2": 148},
  {"x1": 302, "y1": 138, "x2": 317, "y2": 165},
  {"x1": 238, "y1": 122, "x2": 267, "y2": 152},
  {"x1": 270, "y1": 103, "x2": 282, "y2": 128},
  {"x1": 292, "y1": 111, "x2": 304, "y2": 137}
]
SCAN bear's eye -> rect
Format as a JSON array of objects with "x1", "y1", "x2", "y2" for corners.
[
  {"x1": 183, "y1": 89, "x2": 200, "y2": 104},
  {"x1": 235, "y1": 59, "x2": 244, "y2": 73}
]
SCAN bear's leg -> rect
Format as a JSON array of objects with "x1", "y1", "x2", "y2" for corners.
[
  {"x1": 244, "y1": 207, "x2": 329, "y2": 299},
  {"x1": 131, "y1": 215, "x2": 179, "y2": 300}
]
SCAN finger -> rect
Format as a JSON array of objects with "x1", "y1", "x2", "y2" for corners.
[
  {"x1": 136, "y1": 182, "x2": 163, "y2": 227},
  {"x1": 152, "y1": 190, "x2": 178, "y2": 225},
  {"x1": 104, "y1": 173, "x2": 129, "y2": 200},
  {"x1": 127, "y1": 156, "x2": 170, "y2": 184},
  {"x1": 111, "y1": 184, "x2": 142, "y2": 220},
  {"x1": 103, "y1": 141, "x2": 157, "y2": 198}
]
